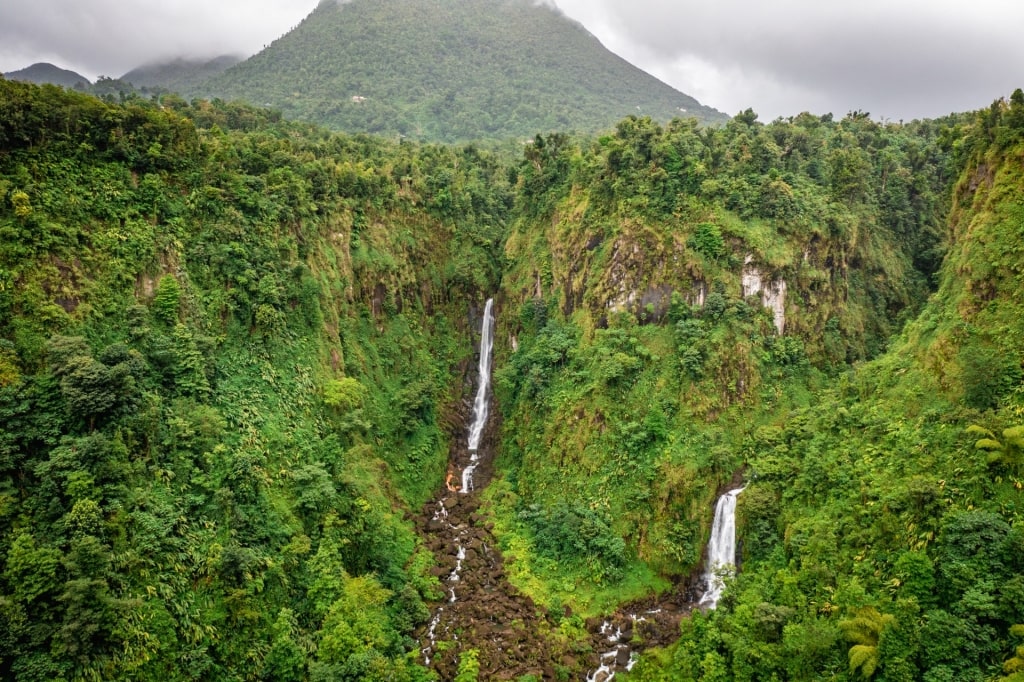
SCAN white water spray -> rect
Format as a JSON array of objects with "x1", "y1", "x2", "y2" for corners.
[
  {"x1": 699, "y1": 487, "x2": 745, "y2": 609},
  {"x1": 461, "y1": 298, "x2": 494, "y2": 493}
]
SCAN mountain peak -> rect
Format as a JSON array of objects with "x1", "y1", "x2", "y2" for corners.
[
  {"x1": 198, "y1": 0, "x2": 726, "y2": 141},
  {"x1": 120, "y1": 55, "x2": 242, "y2": 93},
  {"x1": 2, "y1": 62, "x2": 91, "y2": 88}
]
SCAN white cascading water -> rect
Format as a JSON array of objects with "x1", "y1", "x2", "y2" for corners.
[
  {"x1": 698, "y1": 487, "x2": 745, "y2": 609},
  {"x1": 461, "y1": 298, "x2": 494, "y2": 493},
  {"x1": 584, "y1": 489, "x2": 744, "y2": 681}
]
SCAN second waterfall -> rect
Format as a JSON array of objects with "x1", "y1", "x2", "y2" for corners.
[
  {"x1": 461, "y1": 298, "x2": 494, "y2": 493},
  {"x1": 698, "y1": 487, "x2": 745, "y2": 609}
]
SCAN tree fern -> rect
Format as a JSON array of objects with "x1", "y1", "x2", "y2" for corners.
[
  {"x1": 969, "y1": 424, "x2": 1024, "y2": 471},
  {"x1": 840, "y1": 607, "x2": 894, "y2": 679}
]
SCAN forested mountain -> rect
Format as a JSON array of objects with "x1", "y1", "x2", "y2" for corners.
[
  {"x1": 120, "y1": 56, "x2": 242, "y2": 94},
  {"x1": 2, "y1": 63, "x2": 91, "y2": 89},
  {"x1": 195, "y1": 0, "x2": 726, "y2": 142},
  {"x1": 625, "y1": 97, "x2": 1024, "y2": 682},
  {"x1": 1, "y1": 77, "x2": 1023, "y2": 681}
]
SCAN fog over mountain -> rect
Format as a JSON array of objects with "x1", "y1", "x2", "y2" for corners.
[{"x1": 2, "y1": 0, "x2": 1022, "y2": 119}]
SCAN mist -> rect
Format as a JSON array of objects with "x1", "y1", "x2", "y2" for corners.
[{"x1": 0, "y1": 0, "x2": 319, "y2": 80}]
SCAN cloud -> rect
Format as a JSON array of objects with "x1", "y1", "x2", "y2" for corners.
[
  {"x1": 0, "y1": 0, "x2": 318, "y2": 79},
  {"x1": 552, "y1": 0, "x2": 1024, "y2": 119}
]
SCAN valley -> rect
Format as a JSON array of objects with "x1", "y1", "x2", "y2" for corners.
[{"x1": 0, "y1": 75, "x2": 1023, "y2": 682}]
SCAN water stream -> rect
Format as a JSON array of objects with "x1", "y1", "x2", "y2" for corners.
[
  {"x1": 421, "y1": 298, "x2": 495, "y2": 667},
  {"x1": 584, "y1": 486, "x2": 744, "y2": 681},
  {"x1": 421, "y1": 302, "x2": 745, "y2": 679}
]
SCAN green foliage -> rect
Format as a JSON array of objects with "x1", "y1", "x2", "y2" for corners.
[
  {"x1": 961, "y1": 342, "x2": 1023, "y2": 410},
  {"x1": 840, "y1": 607, "x2": 894, "y2": 679},
  {"x1": 0, "y1": 80, "x2": 507, "y2": 680},
  {"x1": 454, "y1": 648, "x2": 480, "y2": 682},
  {"x1": 688, "y1": 222, "x2": 726, "y2": 260},
  {"x1": 323, "y1": 376, "x2": 366, "y2": 413},
  {"x1": 518, "y1": 502, "x2": 626, "y2": 582},
  {"x1": 151, "y1": 275, "x2": 181, "y2": 325},
  {"x1": 969, "y1": 424, "x2": 1024, "y2": 472}
]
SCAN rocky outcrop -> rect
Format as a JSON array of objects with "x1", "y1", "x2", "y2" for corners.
[{"x1": 742, "y1": 255, "x2": 786, "y2": 334}]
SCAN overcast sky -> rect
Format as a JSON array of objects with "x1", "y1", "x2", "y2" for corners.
[{"x1": 1, "y1": 0, "x2": 1022, "y2": 121}]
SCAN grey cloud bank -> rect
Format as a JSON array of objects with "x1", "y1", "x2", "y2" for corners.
[
  {"x1": 2, "y1": 0, "x2": 1022, "y2": 121},
  {"x1": 553, "y1": 0, "x2": 1024, "y2": 119},
  {"x1": 0, "y1": 0, "x2": 319, "y2": 81}
]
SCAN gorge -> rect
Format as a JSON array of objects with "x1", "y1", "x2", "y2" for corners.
[{"x1": 1, "y1": 79, "x2": 1022, "y2": 682}]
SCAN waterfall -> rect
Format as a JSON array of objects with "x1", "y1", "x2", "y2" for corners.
[
  {"x1": 461, "y1": 298, "x2": 494, "y2": 493},
  {"x1": 698, "y1": 487, "x2": 745, "y2": 609},
  {"x1": 421, "y1": 299, "x2": 496, "y2": 668}
]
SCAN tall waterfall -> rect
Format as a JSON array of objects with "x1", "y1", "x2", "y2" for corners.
[
  {"x1": 698, "y1": 487, "x2": 745, "y2": 609},
  {"x1": 461, "y1": 298, "x2": 494, "y2": 493}
]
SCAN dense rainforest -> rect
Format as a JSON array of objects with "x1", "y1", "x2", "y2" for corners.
[
  {"x1": 0, "y1": 78, "x2": 508, "y2": 681},
  {"x1": 0, "y1": 77, "x2": 1023, "y2": 682}
]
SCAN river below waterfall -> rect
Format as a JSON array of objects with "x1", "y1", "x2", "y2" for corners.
[
  {"x1": 418, "y1": 299, "x2": 558, "y2": 679},
  {"x1": 580, "y1": 485, "x2": 745, "y2": 680},
  {"x1": 415, "y1": 298, "x2": 746, "y2": 680}
]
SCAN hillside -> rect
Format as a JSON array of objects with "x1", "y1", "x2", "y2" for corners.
[
  {"x1": 488, "y1": 110, "x2": 958, "y2": 607},
  {"x1": 1, "y1": 79, "x2": 1023, "y2": 681},
  {"x1": 622, "y1": 95, "x2": 1024, "y2": 682},
  {"x1": 2, "y1": 63, "x2": 90, "y2": 88},
  {"x1": 489, "y1": 103, "x2": 1024, "y2": 680},
  {"x1": 0, "y1": 80, "x2": 509, "y2": 681},
  {"x1": 120, "y1": 56, "x2": 242, "y2": 94},
  {"x1": 197, "y1": 0, "x2": 727, "y2": 142}
]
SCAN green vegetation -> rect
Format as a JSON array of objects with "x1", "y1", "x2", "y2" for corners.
[
  {"x1": 2, "y1": 73, "x2": 1024, "y2": 681},
  {"x1": 197, "y1": 0, "x2": 726, "y2": 143},
  {"x1": 491, "y1": 109, "x2": 959, "y2": 609},
  {"x1": 612, "y1": 95, "x2": 1024, "y2": 680},
  {"x1": 0, "y1": 78, "x2": 508, "y2": 681}
]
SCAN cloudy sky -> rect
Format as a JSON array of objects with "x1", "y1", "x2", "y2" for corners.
[{"x1": 1, "y1": 0, "x2": 1022, "y2": 120}]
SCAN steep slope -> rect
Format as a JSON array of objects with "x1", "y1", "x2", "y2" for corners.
[
  {"x1": 622, "y1": 94, "x2": 1024, "y2": 679},
  {"x1": 2, "y1": 63, "x2": 90, "y2": 88},
  {"x1": 627, "y1": 95, "x2": 1024, "y2": 682},
  {"x1": 0, "y1": 80, "x2": 509, "y2": 681},
  {"x1": 489, "y1": 111, "x2": 957, "y2": 610},
  {"x1": 121, "y1": 55, "x2": 241, "y2": 94},
  {"x1": 198, "y1": 0, "x2": 726, "y2": 142},
  {"x1": 3, "y1": 75, "x2": 1023, "y2": 682}
]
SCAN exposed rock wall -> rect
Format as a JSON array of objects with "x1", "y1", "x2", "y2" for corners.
[{"x1": 742, "y1": 255, "x2": 786, "y2": 334}]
